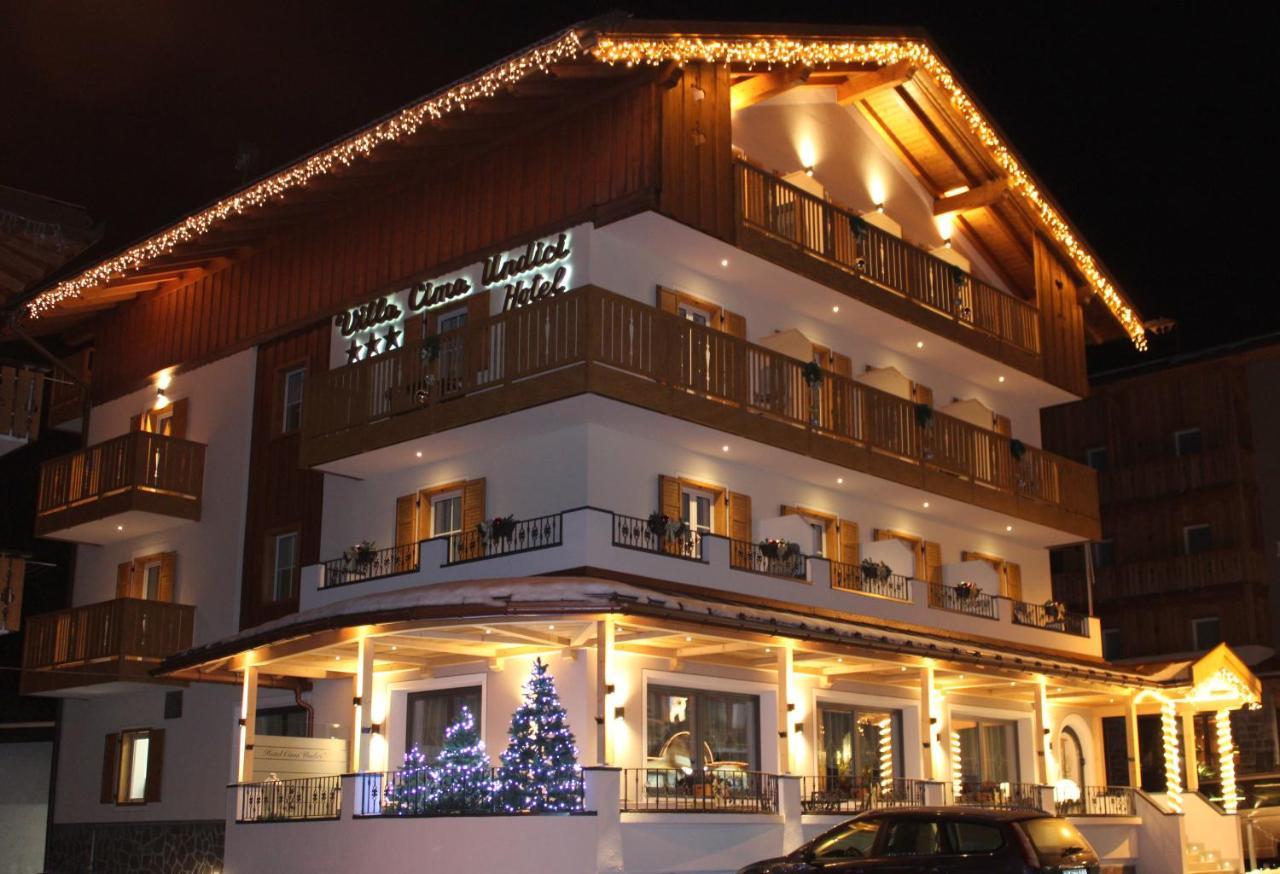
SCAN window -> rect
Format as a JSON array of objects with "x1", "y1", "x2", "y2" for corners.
[
  {"x1": 1102, "y1": 628, "x2": 1122, "y2": 661},
  {"x1": 269, "y1": 531, "x2": 299, "y2": 601},
  {"x1": 1192, "y1": 616, "x2": 1222, "y2": 651},
  {"x1": 140, "y1": 560, "x2": 162, "y2": 601},
  {"x1": 804, "y1": 519, "x2": 827, "y2": 557},
  {"x1": 256, "y1": 705, "x2": 310, "y2": 738},
  {"x1": 405, "y1": 686, "x2": 481, "y2": 761},
  {"x1": 681, "y1": 487, "x2": 715, "y2": 536},
  {"x1": 953, "y1": 717, "x2": 1019, "y2": 790},
  {"x1": 882, "y1": 818, "x2": 943, "y2": 856},
  {"x1": 112, "y1": 729, "x2": 162, "y2": 804},
  {"x1": 678, "y1": 303, "x2": 712, "y2": 326},
  {"x1": 437, "y1": 307, "x2": 468, "y2": 333},
  {"x1": 1174, "y1": 427, "x2": 1202, "y2": 457},
  {"x1": 153, "y1": 408, "x2": 174, "y2": 436},
  {"x1": 947, "y1": 820, "x2": 1005, "y2": 853},
  {"x1": 281, "y1": 367, "x2": 306, "y2": 434},
  {"x1": 1091, "y1": 540, "x2": 1115, "y2": 570},
  {"x1": 817, "y1": 704, "x2": 901, "y2": 786},
  {"x1": 1085, "y1": 446, "x2": 1109, "y2": 471},
  {"x1": 432, "y1": 492, "x2": 463, "y2": 538},
  {"x1": 811, "y1": 820, "x2": 881, "y2": 859},
  {"x1": 1184, "y1": 524, "x2": 1213, "y2": 555},
  {"x1": 646, "y1": 686, "x2": 759, "y2": 773}
]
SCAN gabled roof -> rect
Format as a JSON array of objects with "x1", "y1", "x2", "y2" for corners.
[{"x1": 12, "y1": 17, "x2": 1145, "y2": 349}]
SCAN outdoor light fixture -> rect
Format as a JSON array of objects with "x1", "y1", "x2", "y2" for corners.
[
  {"x1": 915, "y1": 340, "x2": 924, "y2": 349},
  {"x1": 605, "y1": 684, "x2": 615, "y2": 694},
  {"x1": 787, "y1": 702, "x2": 796, "y2": 712},
  {"x1": 153, "y1": 386, "x2": 168, "y2": 410},
  {"x1": 720, "y1": 258, "x2": 729, "y2": 267},
  {"x1": 803, "y1": 165, "x2": 814, "y2": 177},
  {"x1": 613, "y1": 706, "x2": 626, "y2": 720},
  {"x1": 942, "y1": 238, "x2": 953, "y2": 249},
  {"x1": 874, "y1": 202, "x2": 886, "y2": 214},
  {"x1": 353, "y1": 696, "x2": 363, "y2": 707},
  {"x1": 370, "y1": 722, "x2": 383, "y2": 736},
  {"x1": 794, "y1": 722, "x2": 805, "y2": 734}
]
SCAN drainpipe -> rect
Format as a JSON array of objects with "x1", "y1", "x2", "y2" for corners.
[
  {"x1": 293, "y1": 686, "x2": 315, "y2": 738},
  {"x1": 3, "y1": 315, "x2": 92, "y2": 441},
  {"x1": 1082, "y1": 541, "x2": 1096, "y2": 618}
]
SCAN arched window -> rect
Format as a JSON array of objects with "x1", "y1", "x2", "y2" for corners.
[{"x1": 1060, "y1": 726, "x2": 1085, "y2": 787}]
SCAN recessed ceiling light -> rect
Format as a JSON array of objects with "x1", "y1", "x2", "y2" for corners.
[
  {"x1": 958, "y1": 674, "x2": 965, "y2": 680},
  {"x1": 548, "y1": 624, "x2": 555, "y2": 630},
  {"x1": 721, "y1": 444, "x2": 730, "y2": 452},
  {"x1": 720, "y1": 258, "x2": 729, "y2": 267},
  {"x1": 415, "y1": 450, "x2": 423, "y2": 458},
  {"x1": 333, "y1": 655, "x2": 341, "y2": 661},
  {"x1": 484, "y1": 629, "x2": 492, "y2": 635},
  {"x1": 390, "y1": 646, "x2": 398, "y2": 652},
  {"x1": 998, "y1": 375, "x2": 1006, "y2": 383},
  {"x1": 764, "y1": 647, "x2": 772, "y2": 653},
  {"x1": 916, "y1": 340, "x2": 924, "y2": 349},
  {"x1": 116, "y1": 525, "x2": 124, "y2": 531},
  {"x1": 922, "y1": 501, "x2": 930, "y2": 508},
  {"x1": 1006, "y1": 525, "x2": 1013, "y2": 532},
  {"x1": 685, "y1": 635, "x2": 693, "y2": 642},
  {"x1": 832, "y1": 305, "x2": 840, "y2": 313},
  {"x1": 836, "y1": 477, "x2": 844, "y2": 484}
]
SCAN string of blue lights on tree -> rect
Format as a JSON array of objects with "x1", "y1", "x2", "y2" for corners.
[{"x1": 496, "y1": 657, "x2": 582, "y2": 813}]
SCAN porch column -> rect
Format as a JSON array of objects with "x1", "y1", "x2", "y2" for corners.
[
  {"x1": 595, "y1": 618, "x2": 615, "y2": 765},
  {"x1": 351, "y1": 636, "x2": 374, "y2": 773},
  {"x1": 1180, "y1": 709, "x2": 1199, "y2": 793},
  {"x1": 1160, "y1": 698, "x2": 1183, "y2": 813},
  {"x1": 1217, "y1": 708, "x2": 1238, "y2": 814},
  {"x1": 237, "y1": 665, "x2": 259, "y2": 783},
  {"x1": 777, "y1": 644, "x2": 794, "y2": 774},
  {"x1": 1124, "y1": 693, "x2": 1141, "y2": 789},
  {"x1": 1034, "y1": 677, "x2": 1052, "y2": 784},
  {"x1": 918, "y1": 665, "x2": 935, "y2": 780}
]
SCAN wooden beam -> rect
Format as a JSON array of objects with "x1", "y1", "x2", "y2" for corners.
[
  {"x1": 934, "y1": 178, "x2": 1008, "y2": 216},
  {"x1": 835, "y1": 61, "x2": 916, "y2": 106},
  {"x1": 731, "y1": 66, "x2": 811, "y2": 111}
]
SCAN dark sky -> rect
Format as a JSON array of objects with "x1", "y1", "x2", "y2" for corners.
[{"x1": 1, "y1": 1, "x2": 1271, "y2": 363}]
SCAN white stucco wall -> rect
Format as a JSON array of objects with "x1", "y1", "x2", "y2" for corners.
[{"x1": 0, "y1": 741, "x2": 51, "y2": 874}]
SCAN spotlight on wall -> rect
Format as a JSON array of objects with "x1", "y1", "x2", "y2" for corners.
[
  {"x1": 613, "y1": 706, "x2": 626, "y2": 720},
  {"x1": 153, "y1": 386, "x2": 168, "y2": 410},
  {"x1": 794, "y1": 722, "x2": 805, "y2": 734},
  {"x1": 874, "y1": 202, "x2": 886, "y2": 214},
  {"x1": 605, "y1": 683, "x2": 616, "y2": 695},
  {"x1": 803, "y1": 165, "x2": 815, "y2": 177}
]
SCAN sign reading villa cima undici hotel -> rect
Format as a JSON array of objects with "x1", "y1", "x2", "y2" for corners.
[{"x1": 329, "y1": 227, "x2": 582, "y2": 367}]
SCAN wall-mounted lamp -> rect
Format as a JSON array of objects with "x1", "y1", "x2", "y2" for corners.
[
  {"x1": 613, "y1": 706, "x2": 626, "y2": 720},
  {"x1": 942, "y1": 238, "x2": 953, "y2": 249},
  {"x1": 794, "y1": 722, "x2": 805, "y2": 735},
  {"x1": 605, "y1": 683, "x2": 616, "y2": 695},
  {"x1": 153, "y1": 386, "x2": 168, "y2": 410},
  {"x1": 787, "y1": 703, "x2": 796, "y2": 712},
  {"x1": 370, "y1": 722, "x2": 383, "y2": 736},
  {"x1": 803, "y1": 165, "x2": 814, "y2": 177},
  {"x1": 352, "y1": 696, "x2": 363, "y2": 707},
  {"x1": 874, "y1": 202, "x2": 886, "y2": 214}
]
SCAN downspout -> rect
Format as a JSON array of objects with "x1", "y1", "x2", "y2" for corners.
[
  {"x1": 3, "y1": 314, "x2": 92, "y2": 441},
  {"x1": 293, "y1": 686, "x2": 315, "y2": 738}
]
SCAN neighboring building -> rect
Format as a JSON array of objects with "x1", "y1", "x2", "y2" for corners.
[
  {"x1": 6, "y1": 18, "x2": 1261, "y2": 874},
  {"x1": 1045, "y1": 335, "x2": 1280, "y2": 792}
]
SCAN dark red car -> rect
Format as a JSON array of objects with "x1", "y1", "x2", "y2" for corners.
[{"x1": 736, "y1": 807, "x2": 1101, "y2": 873}]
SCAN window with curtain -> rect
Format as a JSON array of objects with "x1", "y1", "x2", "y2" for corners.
[
  {"x1": 645, "y1": 686, "x2": 758, "y2": 774},
  {"x1": 953, "y1": 717, "x2": 1019, "y2": 789},
  {"x1": 817, "y1": 704, "x2": 901, "y2": 787},
  {"x1": 405, "y1": 686, "x2": 482, "y2": 762}
]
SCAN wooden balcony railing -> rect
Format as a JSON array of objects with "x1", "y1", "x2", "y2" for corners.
[
  {"x1": 735, "y1": 160, "x2": 1040, "y2": 355},
  {"x1": 1099, "y1": 447, "x2": 1252, "y2": 503},
  {"x1": 21, "y1": 597, "x2": 195, "y2": 694},
  {"x1": 303, "y1": 287, "x2": 1098, "y2": 534},
  {"x1": 35, "y1": 430, "x2": 205, "y2": 537},
  {"x1": 1074, "y1": 548, "x2": 1269, "y2": 602}
]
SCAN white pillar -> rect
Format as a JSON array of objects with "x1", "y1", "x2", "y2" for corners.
[
  {"x1": 1181, "y1": 709, "x2": 1199, "y2": 793},
  {"x1": 583, "y1": 767, "x2": 622, "y2": 874},
  {"x1": 596, "y1": 618, "x2": 614, "y2": 765},
  {"x1": 918, "y1": 665, "x2": 935, "y2": 780},
  {"x1": 352, "y1": 636, "x2": 374, "y2": 773},
  {"x1": 777, "y1": 645, "x2": 794, "y2": 774},
  {"x1": 1125, "y1": 694, "x2": 1141, "y2": 789},
  {"x1": 1034, "y1": 677, "x2": 1053, "y2": 785},
  {"x1": 237, "y1": 665, "x2": 258, "y2": 783},
  {"x1": 777, "y1": 774, "x2": 804, "y2": 854}
]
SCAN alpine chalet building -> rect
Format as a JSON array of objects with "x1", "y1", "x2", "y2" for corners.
[{"x1": 9, "y1": 19, "x2": 1260, "y2": 874}]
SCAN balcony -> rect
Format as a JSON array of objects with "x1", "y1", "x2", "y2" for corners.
[
  {"x1": 1099, "y1": 447, "x2": 1253, "y2": 503},
  {"x1": 1056, "y1": 548, "x2": 1269, "y2": 604},
  {"x1": 302, "y1": 287, "x2": 1099, "y2": 537},
  {"x1": 304, "y1": 507, "x2": 1100, "y2": 657},
  {"x1": 21, "y1": 597, "x2": 196, "y2": 696},
  {"x1": 0, "y1": 364, "x2": 43, "y2": 457},
  {"x1": 733, "y1": 160, "x2": 1042, "y2": 371},
  {"x1": 34, "y1": 430, "x2": 206, "y2": 544}
]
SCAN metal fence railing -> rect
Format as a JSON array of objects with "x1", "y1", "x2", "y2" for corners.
[
  {"x1": 356, "y1": 766, "x2": 583, "y2": 816},
  {"x1": 611, "y1": 513, "x2": 703, "y2": 560},
  {"x1": 801, "y1": 776, "x2": 926, "y2": 814},
  {"x1": 927, "y1": 582, "x2": 1000, "y2": 620},
  {"x1": 236, "y1": 776, "x2": 343, "y2": 822},
  {"x1": 1011, "y1": 600, "x2": 1090, "y2": 637},
  {"x1": 830, "y1": 563, "x2": 911, "y2": 601},
  {"x1": 1055, "y1": 785, "x2": 1135, "y2": 817},
  {"x1": 729, "y1": 539, "x2": 807, "y2": 580},
  {"x1": 321, "y1": 543, "x2": 420, "y2": 588},
  {"x1": 620, "y1": 768, "x2": 778, "y2": 813},
  {"x1": 949, "y1": 781, "x2": 1043, "y2": 811},
  {"x1": 444, "y1": 513, "x2": 563, "y2": 566}
]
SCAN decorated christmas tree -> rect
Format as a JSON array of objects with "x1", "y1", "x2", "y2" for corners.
[
  {"x1": 385, "y1": 745, "x2": 432, "y2": 815},
  {"x1": 497, "y1": 658, "x2": 582, "y2": 812},
  {"x1": 424, "y1": 706, "x2": 493, "y2": 813}
]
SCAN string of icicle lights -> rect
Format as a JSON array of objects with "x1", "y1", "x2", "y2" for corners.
[
  {"x1": 24, "y1": 29, "x2": 585, "y2": 319},
  {"x1": 592, "y1": 35, "x2": 1147, "y2": 351}
]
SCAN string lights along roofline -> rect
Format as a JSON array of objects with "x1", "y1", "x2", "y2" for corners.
[
  {"x1": 592, "y1": 34, "x2": 1147, "y2": 351},
  {"x1": 23, "y1": 28, "x2": 587, "y2": 321}
]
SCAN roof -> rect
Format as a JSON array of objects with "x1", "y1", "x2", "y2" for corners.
[
  {"x1": 11, "y1": 17, "x2": 1144, "y2": 349},
  {"x1": 0, "y1": 185, "x2": 99, "y2": 304}
]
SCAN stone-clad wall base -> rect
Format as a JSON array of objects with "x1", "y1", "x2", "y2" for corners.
[{"x1": 45, "y1": 821, "x2": 224, "y2": 874}]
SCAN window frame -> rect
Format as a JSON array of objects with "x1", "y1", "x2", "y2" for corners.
[
  {"x1": 681, "y1": 486, "x2": 717, "y2": 536},
  {"x1": 816, "y1": 702, "x2": 903, "y2": 785},
  {"x1": 116, "y1": 728, "x2": 154, "y2": 805},
  {"x1": 1191, "y1": 616, "x2": 1222, "y2": 651},
  {"x1": 280, "y1": 365, "x2": 307, "y2": 435},
  {"x1": 1102, "y1": 627, "x2": 1122, "y2": 661},
  {"x1": 645, "y1": 684, "x2": 761, "y2": 774},
  {"x1": 430, "y1": 490, "x2": 464, "y2": 539},
  {"x1": 265, "y1": 528, "x2": 301, "y2": 603},
  {"x1": 1084, "y1": 446, "x2": 1109, "y2": 471},
  {"x1": 1174, "y1": 427, "x2": 1203, "y2": 457},
  {"x1": 1183, "y1": 524, "x2": 1213, "y2": 556},
  {"x1": 404, "y1": 685, "x2": 483, "y2": 762}
]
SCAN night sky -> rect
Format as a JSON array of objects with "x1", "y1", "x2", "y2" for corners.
[{"x1": 1, "y1": 1, "x2": 1271, "y2": 364}]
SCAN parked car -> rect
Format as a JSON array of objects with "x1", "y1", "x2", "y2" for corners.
[
  {"x1": 736, "y1": 807, "x2": 1100, "y2": 873},
  {"x1": 1238, "y1": 773, "x2": 1280, "y2": 863}
]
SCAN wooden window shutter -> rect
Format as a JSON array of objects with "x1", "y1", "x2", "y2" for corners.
[
  {"x1": 423, "y1": 310, "x2": 440, "y2": 337},
  {"x1": 100, "y1": 733, "x2": 119, "y2": 803},
  {"x1": 993, "y1": 414, "x2": 1012, "y2": 437},
  {"x1": 396, "y1": 494, "x2": 418, "y2": 546},
  {"x1": 168, "y1": 398, "x2": 189, "y2": 439},
  {"x1": 657, "y1": 287, "x2": 679, "y2": 315},
  {"x1": 812, "y1": 344, "x2": 831, "y2": 365},
  {"x1": 156, "y1": 553, "x2": 176, "y2": 602},
  {"x1": 830, "y1": 353, "x2": 853, "y2": 378},
  {"x1": 659, "y1": 475, "x2": 682, "y2": 519},
  {"x1": 144, "y1": 729, "x2": 165, "y2": 802},
  {"x1": 922, "y1": 541, "x2": 943, "y2": 583},
  {"x1": 722, "y1": 311, "x2": 747, "y2": 339},
  {"x1": 403, "y1": 314, "x2": 425, "y2": 347},
  {"x1": 779, "y1": 505, "x2": 800, "y2": 517},
  {"x1": 1004, "y1": 562, "x2": 1023, "y2": 600},
  {"x1": 873, "y1": 529, "x2": 895, "y2": 542},
  {"x1": 727, "y1": 492, "x2": 752, "y2": 542},
  {"x1": 910, "y1": 382, "x2": 934, "y2": 407},
  {"x1": 838, "y1": 519, "x2": 860, "y2": 564},
  {"x1": 461, "y1": 478, "x2": 486, "y2": 532},
  {"x1": 116, "y1": 561, "x2": 136, "y2": 598}
]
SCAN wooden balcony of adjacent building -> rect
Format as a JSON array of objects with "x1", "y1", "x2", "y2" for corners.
[
  {"x1": 301, "y1": 286, "x2": 1100, "y2": 538},
  {"x1": 0, "y1": 364, "x2": 44, "y2": 458},
  {"x1": 20, "y1": 597, "x2": 195, "y2": 696},
  {"x1": 1097, "y1": 446, "x2": 1254, "y2": 504},
  {"x1": 1053, "y1": 547, "x2": 1269, "y2": 605},
  {"x1": 34, "y1": 430, "x2": 206, "y2": 544}
]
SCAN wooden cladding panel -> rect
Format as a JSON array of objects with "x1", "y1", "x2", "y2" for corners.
[
  {"x1": 1033, "y1": 234, "x2": 1088, "y2": 398},
  {"x1": 238, "y1": 323, "x2": 328, "y2": 630},
  {"x1": 660, "y1": 62, "x2": 734, "y2": 243},
  {"x1": 91, "y1": 83, "x2": 661, "y2": 403}
]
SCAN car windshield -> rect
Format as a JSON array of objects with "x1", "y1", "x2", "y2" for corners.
[
  {"x1": 810, "y1": 820, "x2": 880, "y2": 859},
  {"x1": 1021, "y1": 817, "x2": 1091, "y2": 859}
]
